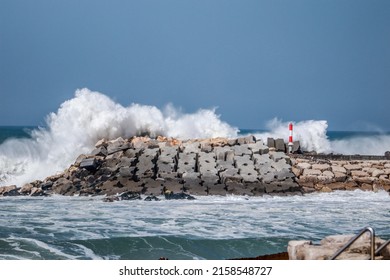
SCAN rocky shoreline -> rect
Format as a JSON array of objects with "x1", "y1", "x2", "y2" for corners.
[{"x1": 1, "y1": 135, "x2": 390, "y2": 200}]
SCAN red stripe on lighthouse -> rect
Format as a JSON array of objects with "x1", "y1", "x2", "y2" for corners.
[{"x1": 288, "y1": 123, "x2": 293, "y2": 154}]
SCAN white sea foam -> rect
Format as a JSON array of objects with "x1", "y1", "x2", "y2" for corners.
[
  {"x1": 331, "y1": 135, "x2": 390, "y2": 156},
  {"x1": 252, "y1": 118, "x2": 390, "y2": 155},
  {"x1": 0, "y1": 88, "x2": 238, "y2": 187},
  {"x1": 253, "y1": 118, "x2": 331, "y2": 153}
]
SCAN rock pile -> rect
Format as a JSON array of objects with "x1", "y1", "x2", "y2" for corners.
[
  {"x1": 292, "y1": 156, "x2": 390, "y2": 193},
  {"x1": 0, "y1": 135, "x2": 301, "y2": 199},
  {"x1": 1, "y1": 135, "x2": 390, "y2": 199}
]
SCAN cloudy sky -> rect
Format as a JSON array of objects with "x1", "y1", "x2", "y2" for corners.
[{"x1": 0, "y1": 0, "x2": 389, "y2": 131}]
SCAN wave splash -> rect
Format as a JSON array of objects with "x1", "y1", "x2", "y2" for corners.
[
  {"x1": 1, "y1": 88, "x2": 389, "y2": 187},
  {"x1": 0, "y1": 88, "x2": 238, "y2": 187},
  {"x1": 252, "y1": 118, "x2": 390, "y2": 156}
]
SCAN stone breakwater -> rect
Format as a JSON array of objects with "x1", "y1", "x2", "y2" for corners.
[
  {"x1": 291, "y1": 156, "x2": 390, "y2": 193},
  {"x1": 0, "y1": 135, "x2": 389, "y2": 199}
]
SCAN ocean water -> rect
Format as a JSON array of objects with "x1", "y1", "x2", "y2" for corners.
[
  {"x1": 0, "y1": 88, "x2": 389, "y2": 260},
  {"x1": 1, "y1": 191, "x2": 389, "y2": 260}
]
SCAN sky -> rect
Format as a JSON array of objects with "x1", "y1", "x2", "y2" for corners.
[{"x1": 0, "y1": 0, "x2": 389, "y2": 131}]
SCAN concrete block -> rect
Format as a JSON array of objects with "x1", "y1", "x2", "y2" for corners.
[
  {"x1": 200, "y1": 142, "x2": 213, "y2": 152},
  {"x1": 227, "y1": 138, "x2": 237, "y2": 146},
  {"x1": 162, "y1": 179, "x2": 184, "y2": 193},
  {"x1": 292, "y1": 141, "x2": 301, "y2": 153},
  {"x1": 181, "y1": 142, "x2": 200, "y2": 154},
  {"x1": 234, "y1": 154, "x2": 252, "y2": 166},
  {"x1": 141, "y1": 179, "x2": 163, "y2": 195},
  {"x1": 275, "y1": 170, "x2": 295, "y2": 181},
  {"x1": 270, "y1": 151, "x2": 290, "y2": 163},
  {"x1": 120, "y1": 157, "x2": 135, "y2": 167},
  {"x1": 80, "y1": 158, "x2": 100, "y2": 171},
  {"x1": 124, "y1": 148, "x2": 142, "y2": 158},
  {"x1": 271, "y1": 159, "x2": 291, "y2": 172},
  {"x1": 267, "y1": 137, "x2": 275, "y2": 148},
  {"x1": 232, "y1": 145, "x2": 252, "y2": 156},
  {"x1": 253, "y1": 154, "x2": 272, "y2": 165},
  {"x1": 207, "y1": 184, "x2": 227, "y2": 195},
  {"x1": 225, "y1": 150, "x2": 235, "y2": 162},
  {"x1": 119, "y1": 166, "x2": 136, "y2": 178},
  {"x1": 91, "y1": 146, "x2": 108, "y2": 157},
  {"x1": 257, "y1": 163, "x2": 276, "y2": 175},
  {"x1": 214, "y1": 147, "x2": 229, "y2": 161},
  {"x1": 225, "y1": 182, "x2": 253, "y2": 196},
  {"x1": 275, "y1": 138, "x2": 286, "y2": 152},
  {"x1": 247, "y1": 142, "x2": 269, "y2": 154},
  {"x1": 261, "y1": 173, "x2": 276, "y2": 183},
  {"x1": 184, "y1": 184, "x2": 207, "y2": 195},
  {"x1": 160, "y1": 146, "x2": 178, "y2": 156},
  {"x1": 237, "y1": 135, "x2": 256, "y2": 144},
  {"x1": 216, "y1": 160, "x2": 233, "y2": 171}
]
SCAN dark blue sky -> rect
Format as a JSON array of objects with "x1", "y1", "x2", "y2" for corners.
[{"x1": 1, "y1": 0, "x2": 389, "y2": 130}]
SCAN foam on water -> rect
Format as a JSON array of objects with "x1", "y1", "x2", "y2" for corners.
[
  {"x1": 1, "y1": 191, "x2": 389, "y2": 259},
  {"x1": 1, "y1": 190, "x2": 389, "y2": 241}
]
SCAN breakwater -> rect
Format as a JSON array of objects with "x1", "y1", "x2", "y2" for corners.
[{"x1": 1, "y1": 136, "x2": 389, "y2": 199}]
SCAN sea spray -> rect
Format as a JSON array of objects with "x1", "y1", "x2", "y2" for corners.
[
  {"x1": 252, "y1": 118, "x2": 332, "y2": 153},
  {"x1": 330, "y1": 135, "x2": 390, "y2": 156},
  {"x1": 0, "y1": 88, "x2": 238, "y2": 187},
  {"x1": 1, "y1": 88, "x2": 389, "y2": 187},
  {"x1": 250, "y1": 118, "x2": 390, "y2": 155}
]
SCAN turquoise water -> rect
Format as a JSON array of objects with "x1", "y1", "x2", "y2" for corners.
[{"x1": 0, "y1": 126, "x2": 36, "y2": 144}]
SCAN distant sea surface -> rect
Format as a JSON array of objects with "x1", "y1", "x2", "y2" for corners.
[
  {"x1": 0, "y1": 126, "x2": 389, "y2": 260},
  {"x1": 2, "y1": 126, "x2": 390, "y2": 144}
]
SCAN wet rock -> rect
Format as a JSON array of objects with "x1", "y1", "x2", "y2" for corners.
[
  {"x1": 103, "y1": 191, "x2": 141, "y2": 202},
  {"x1": 144, "y1": 195, "x2": 160, "y2": 201},
  {"x1": 19, "y1": 183, "x2": 34, "y2": 195},
  {"x1": 51, "y1": 178, "x2": 74, "y2": 195},
  {"x1": 164, "y1": 190, "x2": 195, "y2": 200},
  {"x1": 207, "y1": 183, "x2": 227, "y2": 195},
  {"x1": 40, "y1": 181, "x2": 53, "y2": 190},
  {"x1": 0, "y1": 185, "x2": 20, "y2": 196},
  {"x1": 80, "y1": 158, "x2": 100, "y2": 172}
]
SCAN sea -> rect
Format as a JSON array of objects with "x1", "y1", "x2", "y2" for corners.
[{"x1": 0, "y1": 89, "x2": 389, "y2": 260}]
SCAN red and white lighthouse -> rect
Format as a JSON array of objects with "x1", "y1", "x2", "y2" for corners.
[{"x1": 288, "y1": 122, "x2": 293, "y2": 153}]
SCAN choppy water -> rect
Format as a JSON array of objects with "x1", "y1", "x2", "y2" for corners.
[{"x1": 1, "y1": 190, "x2": 389, "y2": 260}]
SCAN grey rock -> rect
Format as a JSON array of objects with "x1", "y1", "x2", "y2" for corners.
[{"x1": 91, "y1": 146, "x2": 108, "y2": 157}]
